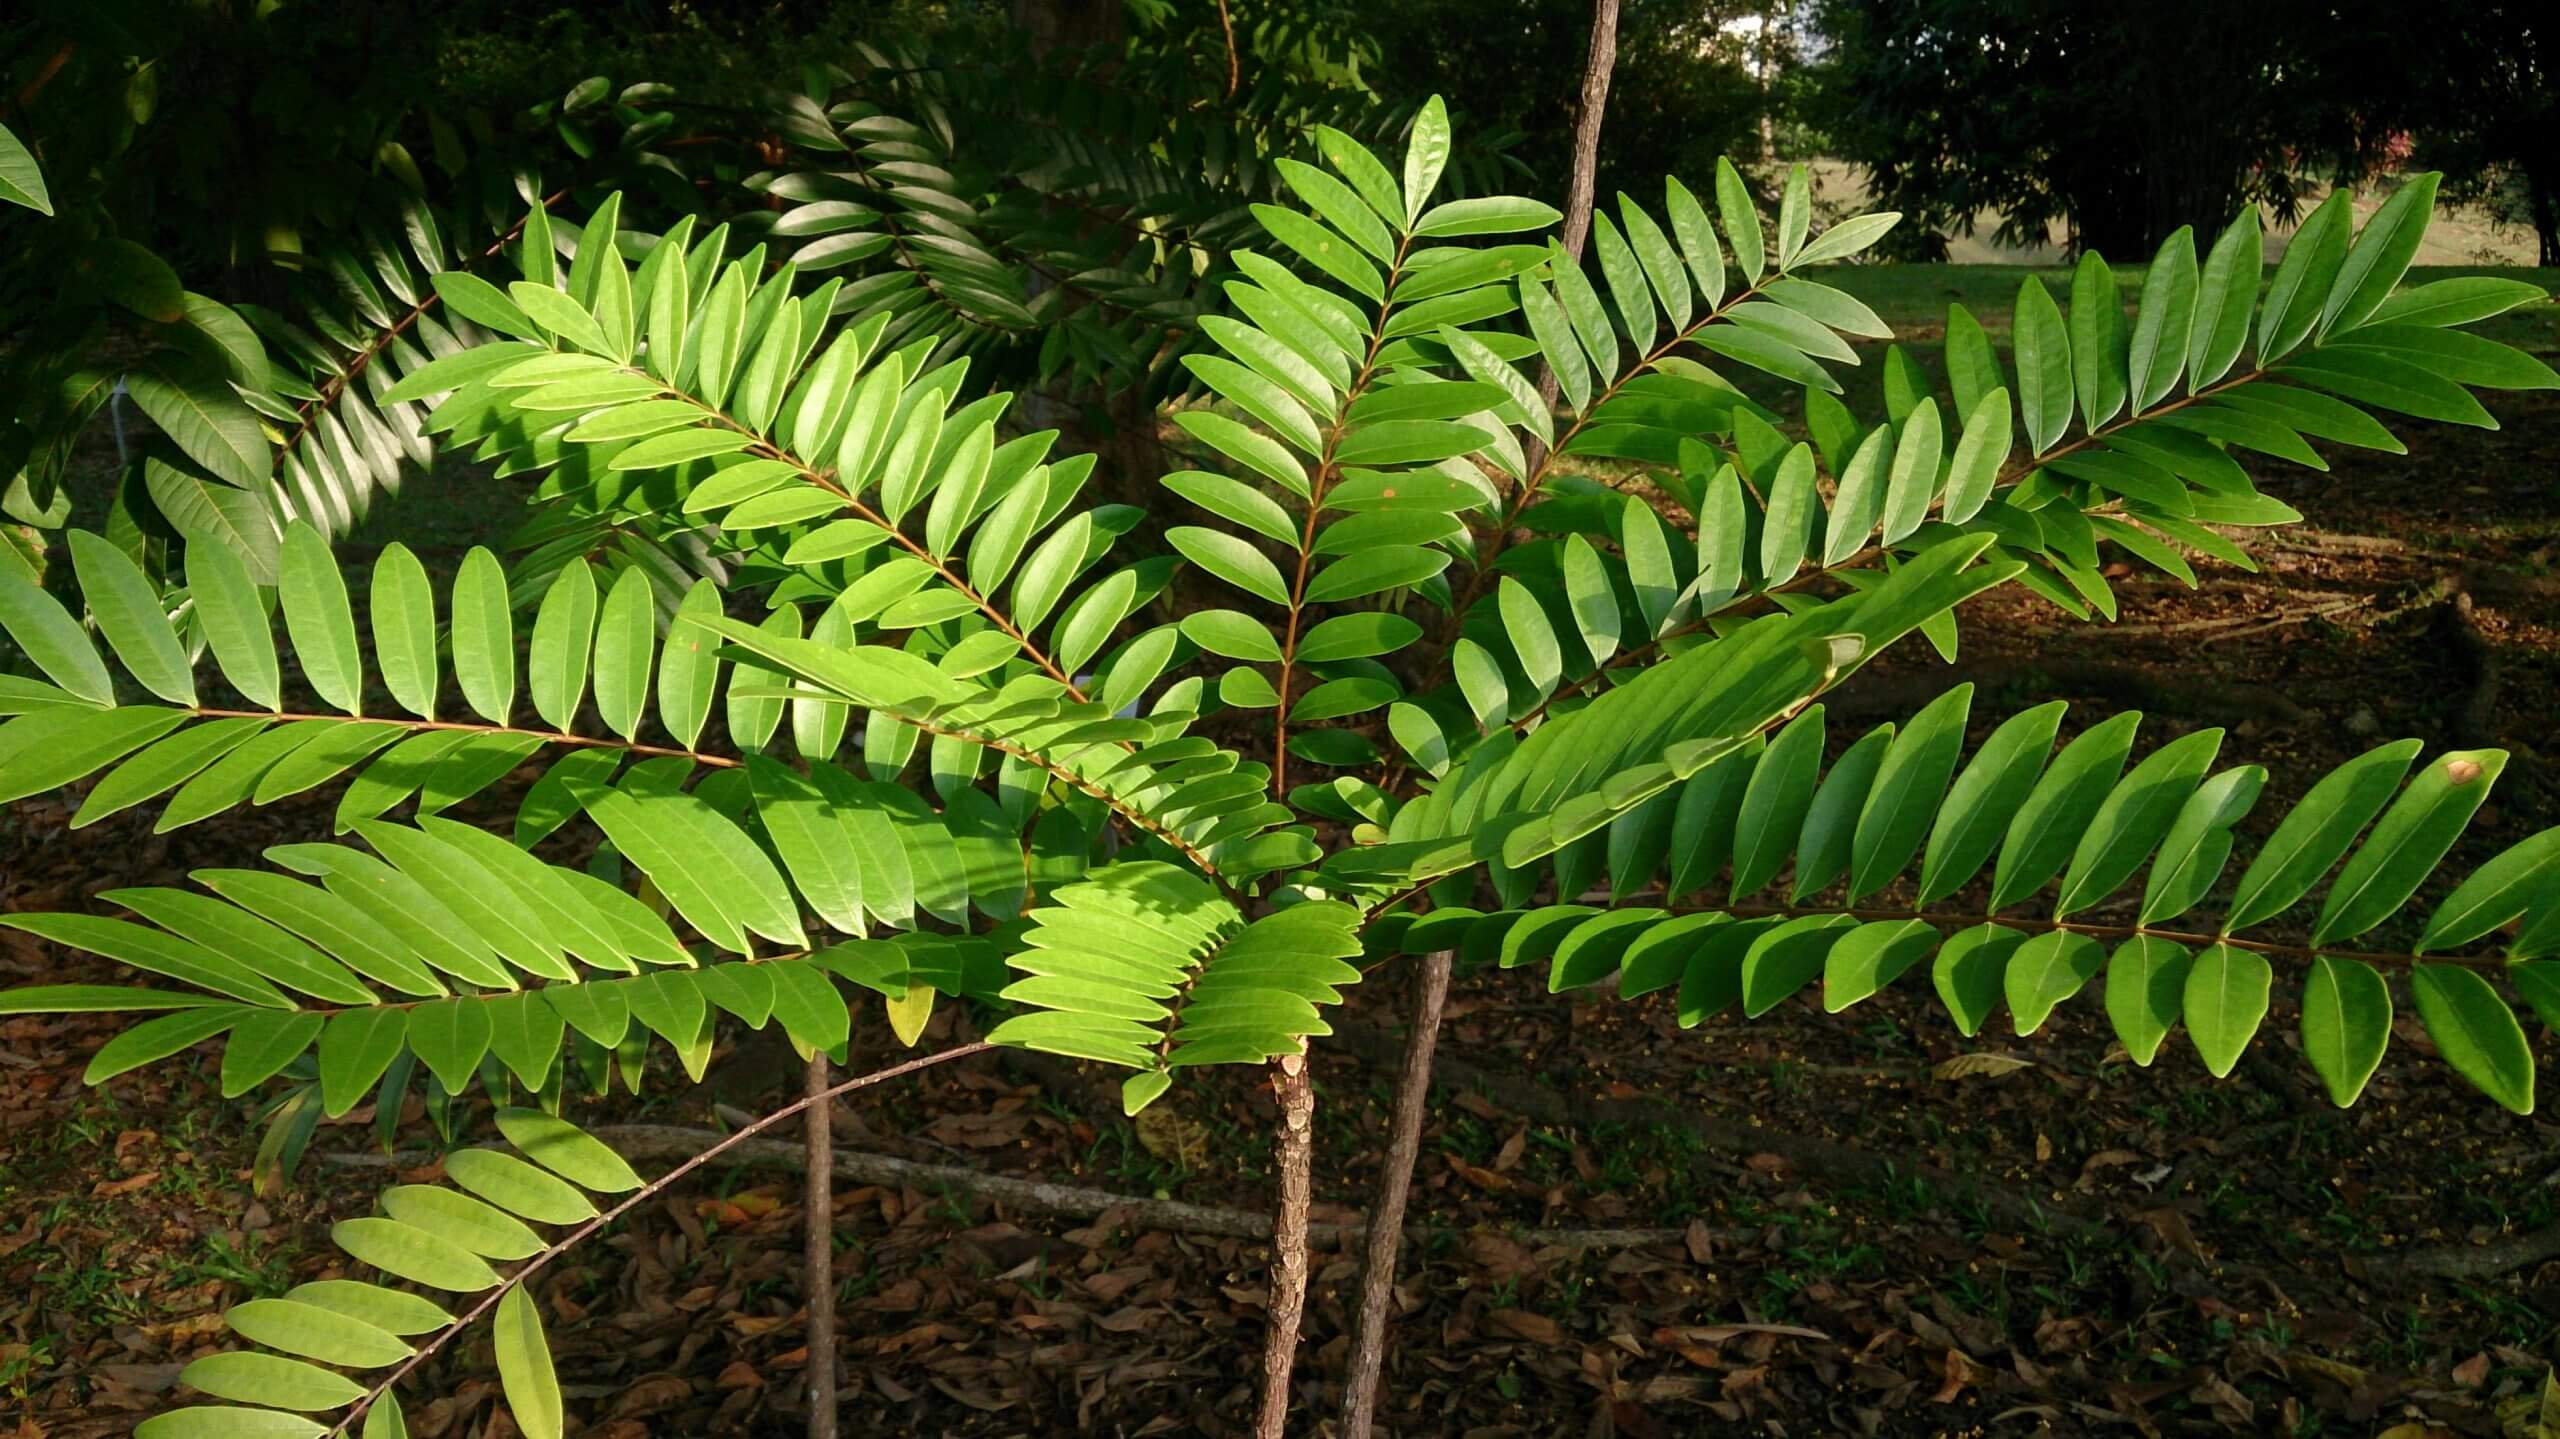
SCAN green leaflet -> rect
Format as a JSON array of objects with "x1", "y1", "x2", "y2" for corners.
[
  {"x1": 2181, "y1": 943, "x2": 2271, "y2": 1078},
  {"x1": 1730, "y1": 706, "x2": 1825, "y2": 899},
  {"x1": 69, "y1": 532, "x2": 194, "y2": 706},
  {"x1": 528, "y1": 560, "x2": 600, "y2": 732},
  {"x1": 2012, "y1": 276, "x2": 2073, "y2": 453},
  {"x1": 1988, "y1": 711, "x2": 2141, "y2": 912},
  {"x1": 2222, "y1": 739, "x2": 2421, "y2": 932},
  {"x1": 371, "y1": 543, "x2": 439, "y2": 720},
  {"x1": 2126, "y1": 226, "x2": 2197, "y2": 411},
  {"x1": 279, "y1": 524, "x2": 363, "y2": 715},
  {"x1": 451, "y1": 548, "x2": 517, "y2": 724},
  {"x1": 1935, "y1": 924, "x2": 2025, "y2": 1037},
  {"x1": 1917, "y1": 701, "x2": 2064, "y2": 905},
  {"x1": 2418, "y1": 828, "x2": 2560, "y2": 954},
  {"x1": 1791, "y1": 724, "x2": 1893, "y2": 901},
  {"x1": 2410, "y1": 964, "x2": 2533, "y2": 1114},
  {"x1": 226, "y1": 1297, "x2": 411, "y2": 1367},
  {"x1": 189, "y1": 540, "x2": 283, "y2": 711},
  {"x1": 176, "y1": 1351, "x2": 365, "y2": 1411},
  {"x1": 2004, "y1": 930, "x2": 2104, "y2": 1035},
  {"x1": 2300, "y1": 956, "x2": 2390, "y2": 1107},
  {"x1": 2053, "y1": 727, "x2": 2222, "y2": 915},
  {"x1": 1823, "y1": 919, "x2": 1937, "y2": 1012},
  {"x1": 2313, "y1": 749, "x2": 2505, "y2": 944},
  {"x1": 2137, "y1": 765, "x2": 2266, "y2": 925},
  {"x1": 1847, "y1": 684, "x2": 1971, "y2": 901},
  {"x1": 496, "y1": 1288, "x2": 566, "y2": 1439},
  {"x1": 2102, "y1": 937, "x2": 2190, "y2": 1067},
  {"x1": 2189, "y1": 207, "x2": 2262, "y2": 388},
  {"x1": 0, "y1": 570, "x2": 114, "y2": 706},
  {"x1": 495, "y1": 1107, "x2": 645, "y2": 1192}
]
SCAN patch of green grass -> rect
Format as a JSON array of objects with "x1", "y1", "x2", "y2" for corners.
[
  {"x1": 174, "y1": 1232, "x2": 297, "y2": 1300},
  {"x1": 0, "y1": 1337, "x2": 52, "y2": 1401}
]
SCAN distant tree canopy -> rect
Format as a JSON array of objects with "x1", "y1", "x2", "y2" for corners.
[
  {"x1": 1809, "y1": 0, "x2": 2414, "y2": 258},
  {"x1": 1367, "y1": 0, "x2": 1773, "y2": 205},
  {"x1": 2399, "y1": 4, "x2": 2557, "y2": 265}
]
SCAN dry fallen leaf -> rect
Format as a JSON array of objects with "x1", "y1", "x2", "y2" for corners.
[
  {"x1": 92, "y1": 1171, "x2": 157, "y2": 1198},
  {"x1": 1444, "y1": 1153, "x2": 1510, "y2": 1192},
  {"x1": 2133, "y1": 1206, "x2": 2207, "y2": 1261},
  {"x1": 1133, "y1": 1105, "x2": 1209, "y2": 1167},
  {"x1": 1931, "y1": 1347, "x2": 1984, "y2": 1404},
  {"x1": 1485, "y1": 1308, "x2": 1567, "y2": 1345},
  {"x1": 1933, "y1": 1053, "x2": 2034, "y2": 1080}
]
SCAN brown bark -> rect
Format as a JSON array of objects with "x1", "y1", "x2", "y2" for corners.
[
  {"x1": 803, "y1": 1050, "x2": 836, "y2": 1439},
  {"x1": 1526, "y1": 0, "x2": 1621, "y2": 495},
  {"x1": 1337, "y1": 951, "x2": 1453, "y2": 1439},
  {"x1": 1255, "y1": 1053, "x2": 1318, "y2": 1439},
  {"x1": 1556, "y1": 0, "x2": 1622, "y2": 263}
]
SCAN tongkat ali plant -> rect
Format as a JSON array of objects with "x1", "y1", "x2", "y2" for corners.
[{"x1": 2, "y1": 99, "x2": 2556, "y2": 1436}]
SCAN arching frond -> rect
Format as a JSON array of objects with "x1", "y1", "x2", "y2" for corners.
[
  {"x1": 135, "y1": 1108, "x2": 643, "y2": 1439},
  {"x1": 1373, "y1": 694, "x2": 2554, "y2": 1113},
  {"x1": 0, "y1": 818, "x2": 1004, "y2": 1103},
  {"x1": 982, "y1": 861, "x2": 1364, "y2": 1113}
]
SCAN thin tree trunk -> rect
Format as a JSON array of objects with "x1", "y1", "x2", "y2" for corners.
[
  {"x1": 1758, "y1": 8, "x2": 1779, "y2": 167},
  {"x1": 1254, "y1": 1052, "x2": 1318, "y2": 1438},
  {"x1": 803, "y1": 1050, "x2": 836, "y2": 1439},
  {"x1": 1527, "y1": 0, "x2": 1621, "y2": 467},
  {"x1": 1336, "y1": 950, "x2": 1453, "y2": 1439},
  {"x1": 1557, "y1": 0, "x2": 1620, "y2": 263}
]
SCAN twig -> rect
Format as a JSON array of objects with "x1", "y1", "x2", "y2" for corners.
[
  {"x1": 2, "y1": 41, "x2": 76, "y2": 122},
  {"x1": 1340, "y1": 950, "x2": 1452, "y2": 1439},
  {"x1": 479, "y1": 1126, "x2": 1711, "y2": 1253},
  {"x1": 1523, "y1": 0, "x2": 1621, "y2": 475},
  {"x1": 282, "y1": 189, "x2": 571, "y2": 457},
  {"x1": 2100, "y1": 593, "x2": 2361, "y2": 637},
  {"x1": 2353, "y1": 1223, "x2": 2560, "y2": 1283},
  {"x1": 1215, "y1": 0, "x2": 1241, "y2": 100},
  {"x1": 803, "y1": 1050, "x2": 836, "y2": 1439}
]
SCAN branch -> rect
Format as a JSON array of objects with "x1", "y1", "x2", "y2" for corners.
[
  {"x1": 1216, "y1": 0, "x2": 1241, "y2": 101},
  {"x1": 325, "y1": 1042, "x2": 992, "y2": 1437},
  {"x1": 283, "y1": 189, "x2": 573, "y2": 456},
  {"x1": 336, "y1": 1122, "x2": 1709, "y2": 1253},
  {"x1": 1272, "y1": 234, "x2": 1417, "y2": 795},
  {"x1": 898, "y1": 712, "x2": 1243, "y2": 895},
  {"x1": 1496, "y1": 364, "x2": 2289, "y2": 736},
  {"x1": 664, "y1": 387, "x2": 1097, "y2": 704},
  {"x1": 186, "y1": 705, "x2": 738, "y2": 767},
  {"x1": 1640, "y1": 898, "x2": 2514, "y2": 974},
  {"x1": 2, "y1": 40, "x2": 76, "y2": 122}
]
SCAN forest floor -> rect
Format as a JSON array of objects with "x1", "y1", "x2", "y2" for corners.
[{"x1": 4, "y1": 269, "x2": 2559, "y2": 1438}]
